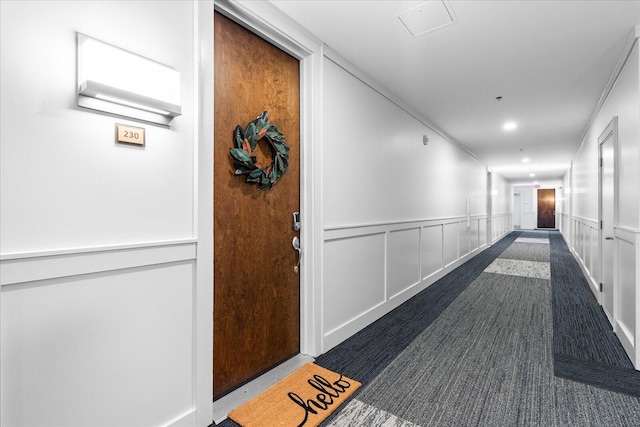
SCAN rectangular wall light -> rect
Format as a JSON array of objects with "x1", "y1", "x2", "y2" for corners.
[{"x1": 77, "y1": 33, "x2": 181, "y2": 126}]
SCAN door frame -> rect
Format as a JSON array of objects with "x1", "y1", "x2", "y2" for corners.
[
  {"x1": 212, "y1": 0, "x2": 323, "y2": 357},
  {"x1": 598, "y1": 117, "x2": 619, "y2": 324},
  {"x1": 196, "y1": 1, "x2": 323, "y2": 421}
]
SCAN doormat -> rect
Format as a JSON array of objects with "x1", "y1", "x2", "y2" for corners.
[{"x1": 228, "y1": 363, "x2": 360, "y2": 427}]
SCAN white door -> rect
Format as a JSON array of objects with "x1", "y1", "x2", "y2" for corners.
[
  {"x1": 599, "y1": 118, "x2": 616, "y2": 324},
  {"x1": 513, "y1": 193, "x2": 522, "y2": 229}
]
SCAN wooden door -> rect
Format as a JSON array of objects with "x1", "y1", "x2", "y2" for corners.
[
  {"x1": 537, "y1": 189, "x2": 556, "y2": 228},
  {"x1": 213, "y1": 12, "x2": 300, "y2": 399}
]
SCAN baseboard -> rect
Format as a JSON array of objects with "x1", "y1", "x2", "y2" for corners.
[
  {"x1": 162, "y1": 409, "x2": 197, "y2": 427},
  {"x1": 616, "y1": 320, "x2": 637, "y2": 368}
]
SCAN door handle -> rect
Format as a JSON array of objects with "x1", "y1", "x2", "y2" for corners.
[
  {"x1": 605, "y1": 237, "x2": 614, "y2": 241},
  {"x1": 292, "y1": 236, "x2": 302, "y2": 274}
]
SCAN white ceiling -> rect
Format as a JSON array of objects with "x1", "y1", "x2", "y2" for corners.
[{"x1": 271, "y1": 0, "x2": 640, "y2": 183}]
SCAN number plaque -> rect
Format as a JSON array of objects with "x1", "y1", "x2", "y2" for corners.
[{"x1": 116, "y1": 124, "x2": 145, "y2": 146}]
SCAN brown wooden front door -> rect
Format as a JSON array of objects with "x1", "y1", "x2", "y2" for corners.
[
  {"x1": 213, "y1": 12, "x2": 301, "y2": 399},
  {"x1": 537, "y1": 189, "x2": 556, "y2": 228}
]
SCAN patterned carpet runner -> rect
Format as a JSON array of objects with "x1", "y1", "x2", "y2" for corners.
[{"x1": 218, "y1": 231, "x2": 640, "y2": 427}]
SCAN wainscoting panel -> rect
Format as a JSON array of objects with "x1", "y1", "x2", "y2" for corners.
[
  {"x1": 568, "y1": 218, "x2": 639, "y2": 369},
  {"x1": 388, "y1": 228, "x2": 421, "y2": 299},
  {"x1": 589, "y1": 225, "x2": 600, "y2": 282},
  {"x1": 422, "y1": 224, "x2": 443, "y2": 280},
  {"x1": 443, "y1": 222, "x2": 459, "y2": 267},
  {"x1": 470, "y1": 218, "x2": 480, "y2": 252},
  {"x1": 559, "y1": 211, "x2": 571, "y2": 238},
  {"x1": 616, "y1": 228, "x2": 638, "y2": 365},
  {"x1": 479, "y1": 217, "x2": 487, "y2": 248},
  {"x1": 1, "y1": 247, "x2": 195, "y2": 427},
  {"x1": 459, "y1": 221, "x2": 471, "y2": 259},
  {"x1": 491, "y1": 213, "x2": 512, "y2": 243},
  {"x1": 570, "y1": 217, "x2": 600, "y2": 296},
  {"x1": 323, "y1": 216, "x2": 488, "y2": 351},
  {"x1": 323, "y1": 233, "x2": 386, "y2": 336}
]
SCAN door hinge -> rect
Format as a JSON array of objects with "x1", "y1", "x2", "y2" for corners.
[{"x1": 599, "y1": 282, "x2": 603, "y2": 292}]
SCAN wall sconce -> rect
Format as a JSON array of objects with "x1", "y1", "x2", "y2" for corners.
[{"x1": 77, "y1": 33, "x2": 181, "y2": 126}]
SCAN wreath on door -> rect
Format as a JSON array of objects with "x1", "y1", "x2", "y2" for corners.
[{"x1": 229, "y1": 111, "x2": 289, "y2": 190}]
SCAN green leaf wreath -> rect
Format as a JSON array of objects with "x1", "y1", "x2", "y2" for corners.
[{"x1": 229, "y1": 111, "x2": 290, "y2": 190}]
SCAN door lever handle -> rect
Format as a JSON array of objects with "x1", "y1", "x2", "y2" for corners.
[
  {"x1": 292, "y1": 236, "x2": 302, "y2": 274},
  {"x1": 605, "y1": 237, "x2": 614, "y2": 241}
]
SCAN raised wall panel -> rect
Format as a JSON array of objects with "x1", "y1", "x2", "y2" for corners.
[
  {"x1": 1, "y1": 262, "x2": 194, "y2": 427},
  {"x1": 618, "y1": 237, "x2": 636, "y2": 344},
  {"x1": 443, "y1": 222, "x2": 459, "y2": 267},
  {"x1": 323, "y1": 233, "x2": 386, "y2": 335},
  {"x1": 388, "y1": 228, "x2": 420, "y2": 298},
  {"x1": 590, "y1": 226, "x2": 600, "y2": 282},
  {"x1": 322, "y1": 215, "x2": 488, "y2": 352},
  {"x1": 479, "y1": 218, "x2": 487, "y2": 247},
  {"x1": 470, "y1": 219, "x2": 479, "y2": 252},
  {"x1": 422, "y1": 225, "x2": 443, "y2": 279},
  {"x1": 459, "y1": 221, "x2": 470, "y2": 258}
]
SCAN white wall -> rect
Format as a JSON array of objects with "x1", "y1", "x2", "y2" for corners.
[
  {"x1": 0, "y1": 1, "x2": 195, "y2": 253},
  {"x1": 564, "y1": 35, "x2": 640, "y2": 367},
  {"x1": 320, "y1": 55, "x2": 491, "y2": 351},
  {"x1": 559, "y1": 171, "x2": 572, "y2": 239},
  {"x1": 0, "y1": 1, "x2": 209, "y2": 426}
]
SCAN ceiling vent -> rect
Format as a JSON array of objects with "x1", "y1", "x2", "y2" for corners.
[{"x1": 397, "y1": 1, "x2": 457, "y2": 37}]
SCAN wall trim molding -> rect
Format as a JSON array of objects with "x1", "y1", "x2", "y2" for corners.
[
  {"x1": 0, "y1": 240, "x2": 197, "y2": 286},
  {"x1": 615, "y1": 226, "x2": 640, "y2": 244},
  {"x1": 571, "y1": 215, "x2": 599, "y2": 229},
  {"x1": 325, "y1": 215, "x2": 487, "y2": 238},
  {"x1": 0, "y1": 238, "x2": 197, "y2": 261}
]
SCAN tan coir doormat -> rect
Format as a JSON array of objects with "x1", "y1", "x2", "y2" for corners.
[{"x1": 228, "y1": 362, "x2": 360, "y2": 427}]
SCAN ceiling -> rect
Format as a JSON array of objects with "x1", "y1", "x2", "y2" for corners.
[{"x1": 271, "y1": 0, "x2": 640, "y2": 183}]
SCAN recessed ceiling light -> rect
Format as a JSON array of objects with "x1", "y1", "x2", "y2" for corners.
[
  {"x1": 503, "y1": 121, "x2": 517, "y2": 131},
  {"x1": 522, "y1": 158, "x2": 530, "y2": 163},
  {"x1": 529, "y1": 173, "x2": 535, "y2": 177}
]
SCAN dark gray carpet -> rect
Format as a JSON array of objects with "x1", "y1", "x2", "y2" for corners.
[
  {"x1": 350, "y1": 272, "x2": 555, "y2": 426},
  {"x1": 549, "y1": 232, "x2": 640, "y2": 397},
  {"x1": 326, "y1": 230, "x2": 640, "y2": 426},
  {"x1": 215, "y1": 231, "x2": 640, "y2": 426}
]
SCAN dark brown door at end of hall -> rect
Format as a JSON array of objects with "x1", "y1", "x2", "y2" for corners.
[
  {"x1": 213, "y1": 12, "x2": 301, "y2": 400},
  {"x1": 537, "y1": 188, "x2": 556, "y2": 228}
]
